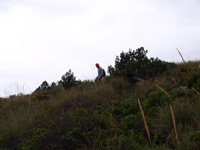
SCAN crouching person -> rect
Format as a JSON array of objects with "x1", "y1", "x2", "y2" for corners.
[{"x1": 95, "y1": 63, "x2": 106, "y2": 81}]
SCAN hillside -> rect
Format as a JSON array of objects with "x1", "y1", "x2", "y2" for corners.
[{"x1": 0, "y1": 48, "x2": 200, "y2": 150}]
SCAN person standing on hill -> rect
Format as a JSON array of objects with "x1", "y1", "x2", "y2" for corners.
[{"x1": 95, "y1": 63, "x2": 106, "y2": 81}]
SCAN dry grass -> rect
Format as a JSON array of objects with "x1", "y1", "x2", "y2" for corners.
[
  {"x1": 176, "y1": 48, "x2": 190, "y2": 76},
  {"x1": 135, "y1": 78, "x2": 172, "y2": 103},
  {"x1": 154, "y1": 84, "x2": 172, "y2": 102},
  {"x1": 176, "y1": 48, "x2": 200, "y2": 97},
  {"x1": 138, "y1": 99, "x2": 151, "y2": 145},
  {"x1": 0, "y1": 96, "x2": 35, "y2": 136},
  {"x1": 192, "y1": 87, "x2": 200, "y2": 96},
  {"x1": 170, "y1": 104, "x2": 180, "y2": 150}
]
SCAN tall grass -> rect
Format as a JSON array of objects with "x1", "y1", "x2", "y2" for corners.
[
  {"x1": 176, "y1": 48, "x2": 190, "y2": 76},
  {"x1": 0, "y1": 95, "x2": 35, "y2": 137},
  {"x1": 176, "y1": 48, "x2": 200, "y2": 96},
  {"x1": 135, "y1": 77, "x2": 172, "y2": 103},
  {"x1": 0, "y1": 56, "x2": 200, "y2": 149}
]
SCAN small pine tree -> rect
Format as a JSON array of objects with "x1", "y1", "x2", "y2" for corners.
[
  {"x1": 37, "y1": 81, "x2": 50, "y2": 91},
  {"x1": 112, "y1": 47, "x2": 167, "y2": 82},
  {"x1": 60, "y1": 69, "x2": 79, "y2": 89}
]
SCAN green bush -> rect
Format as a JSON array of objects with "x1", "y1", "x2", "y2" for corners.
[
  {"x1": 20, "y1": 128, "x2": 47, "y2": 150},
  {"x1": 0, "y1": 57, "x2": 200, "y2": 149},
  {"x1": 143, "y1": 90, "x2": 171, "y2": 114},
  {"x1": 188, "y1": 131, "x2": 200, "y2": 148},
  {"x1": 111, "y1": 47, "x2": 167, "y2": 82}
]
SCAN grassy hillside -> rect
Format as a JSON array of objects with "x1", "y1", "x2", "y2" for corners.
[{"x1": 0, "y1": 59, "x2": 200, "y2": 149}]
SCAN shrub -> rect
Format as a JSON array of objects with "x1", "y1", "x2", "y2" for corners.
[
  {"x1": 60, "y1": 69, "x2": 80, "y2": 89},
  {"x1": 188, "y1": 131, "x2": 200, "y2": 148},
  {"x1": 143, "y1": 90, "x2": 171, "y2": 114},
  {"x1": 111, "y1": 47, "x2": 167, "y2": 82}
]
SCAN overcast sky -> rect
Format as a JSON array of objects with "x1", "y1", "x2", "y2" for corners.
[{"x1": 0, "y1": 0, "x2": 200, "y2": 97}]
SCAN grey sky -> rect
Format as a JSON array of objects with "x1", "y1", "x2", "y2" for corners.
[{"x1": 0, "y1": 0, "x2": 200, "y2": 97}]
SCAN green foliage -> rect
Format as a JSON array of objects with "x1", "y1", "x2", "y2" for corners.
[
  {"x1": 0, "y1": 50, "x2": 200, "y2": 149},
  {"x1": 60, "y1": 69, "x2": 80, "y2": 89},
  {"x1": 188, "y1": 131, "x2": 200, "y2": 148},
  {"x1": 112, "y1": 47, "x2": 167, "y2": 82},
  {"x1": 36, "y1": 81, "x2": 50, "y2": 91},
  {"x1": 59, "y1": 127, "x2": 87, "y2": 150},
  {"x1": 31, "y1": 90, "x2": 50, "y2": 101},
  {"x1": 107, "y1": 76, "x2": 131, "y2": 96},
  {"x1": 186, "y1": 73, "x2": 200, "y2": 89},
  {"x1": 152, "y1": 99, "x2": 200, "y2": 149},
  {"x1": 143, "y1": 90, "x2": 171, "y2": 115},
  {"x1": 35, "y1": 69, "x2": 80, "y2": 95},
  {"x1": 20, "y1": 128, "x2": 47, "y2": 150}
]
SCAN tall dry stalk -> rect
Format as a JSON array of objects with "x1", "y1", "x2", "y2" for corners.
[
  {"x1": 134, "y1": 77, "x2": 145, "y2": 82},
  {"x1": 154, "y1": 84, "x2": 172, "y2": 102},
  {"x1": 134, "y1": 78, "x2": 172, "y2": 103},
  {"x1": 176, "y1": 48, "x2": 190, "y2": 76},
  {"x1": 137, "y1": 99, "x2": 151, "y2": 145},
  {"x1": 170, "y1": 105, "x2": 180, "y2": 150},
  {"x1": 192, "y1": 87, "x2": 200, "y2": 96},
  {"x1": 176, "y1": 48, "x2": 200, "y2": 96}
]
